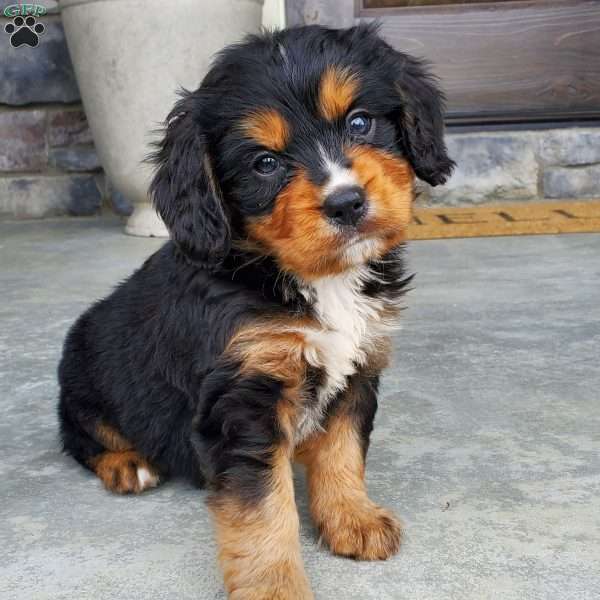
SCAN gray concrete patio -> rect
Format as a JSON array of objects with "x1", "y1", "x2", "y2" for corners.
[{"x1": 1, "y1": 217, "x2": 599, "y2": 600}]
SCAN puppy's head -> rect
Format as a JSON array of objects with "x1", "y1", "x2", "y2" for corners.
[{"x1": 151, "y1": 24, "x2": 454, "y2": 278}]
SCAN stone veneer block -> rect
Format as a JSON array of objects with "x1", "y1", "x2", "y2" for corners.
[
  {"x1": 0, "y1": 175, "x2": 102, "y2": 218},
  {"x1": 0, "y1": 20, "x2": 79, "y2": 105},
  {"x1": 539, "y1": 129, "x2": 600, "y2": 166},
  {"x1": 543, "y1": 164, "x2": 600, "y2": 199},
  {"x1": 0, "y1": 110, "x2": 46, "y2": 171},
  {"x1": 109, "y1": 188, "x2": 134, "y2": 217},
  {"x1": 48, "y1": 109, "x2": 93, "y2": 147},
  {"x1": 429, "y1": 133, "x2": 539, "y2": 205},
  {"x1": 49, "y1": 146, "x2": 101, "y2": 172}
]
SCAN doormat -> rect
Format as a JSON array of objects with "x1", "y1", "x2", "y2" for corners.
[{"x1": 407, "y1": 200, "x2": 600, "y2": 240}]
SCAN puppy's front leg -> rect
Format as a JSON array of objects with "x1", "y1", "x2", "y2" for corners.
[
  {"x1": 194, "y1": 327, "x2": 313, "y2": 600},
  {"x1": 209, "y1": 445, "x2": 311, "y2": 600},
  {"x1": 296, "y1": 374, "x2": 402, "y2": 561}
]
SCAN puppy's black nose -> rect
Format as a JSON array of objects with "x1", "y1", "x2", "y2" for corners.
[{"x1": 323, "y1": 186, "x2": 366, "y2": 227}]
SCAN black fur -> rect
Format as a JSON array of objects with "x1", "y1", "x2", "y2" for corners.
[
  {"x1": 192, "y1": 364, "x2": 284, "y2": 503},
  {"x1": 58, "y1": 25, "x2": 451, "y2": 506},
  {"x1": 150, "y1": 97, "x2": 231, "y2": 269},
  {"x1": 58, "y1": 244, "x2": 295, "y2": 487}
]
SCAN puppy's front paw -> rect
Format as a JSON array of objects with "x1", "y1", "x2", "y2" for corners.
[
  {"x1": 228, "y1": 564, "x2": 313, "y2": 600},
  {"x1": 319, "y1": 504, "x2": 402, "y2": 561}
]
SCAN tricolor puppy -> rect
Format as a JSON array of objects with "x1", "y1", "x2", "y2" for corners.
[{"x1": 58, "y1": 24, "x2": 453, "y2": 599}]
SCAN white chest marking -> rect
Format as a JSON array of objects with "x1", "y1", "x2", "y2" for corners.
[{"x1": 295, "y1": 268, "x2": 389, "y2": 441}]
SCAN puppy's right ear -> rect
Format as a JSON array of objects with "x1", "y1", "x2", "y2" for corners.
[{"x1": 150, "y1": 92, "x2": 230, "y2": 269}]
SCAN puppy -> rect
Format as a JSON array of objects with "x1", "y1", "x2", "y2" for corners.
[{"x1": 58, "y1": 24, "x2": 453, "y2": 599}]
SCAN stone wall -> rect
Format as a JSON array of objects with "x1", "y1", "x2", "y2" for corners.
[
  {"x1": 0, "y1": 9, "x2": 131, "y2": 218},
  {"x1": 423, "y1": 128, "x2": 600, "y2": 206}
]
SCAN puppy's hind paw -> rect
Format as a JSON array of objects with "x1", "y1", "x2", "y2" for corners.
[{"x1": 90, "y1": 450, "x2": 160, "y2": 494}]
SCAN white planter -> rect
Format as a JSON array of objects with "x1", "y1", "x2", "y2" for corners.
[{"x1": 60, "y1": 0, "x2": 265, "y2": 237}]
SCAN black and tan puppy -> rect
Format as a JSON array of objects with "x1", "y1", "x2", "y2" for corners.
[{"x1": 58, "y1": 24, "x2": 453, "y2": 599}]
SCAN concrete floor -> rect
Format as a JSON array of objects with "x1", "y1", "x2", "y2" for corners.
[{"x1": 1, "y1": 217, "x2": 599, "y2": 600}]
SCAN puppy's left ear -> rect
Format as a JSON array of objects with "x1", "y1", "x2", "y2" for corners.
[
  {"x1": 150, "y1": 92, "x2": 230, "y2": 269},
  {"x1": 391, "y1": 52, "x2": 455, "y2": 186}
]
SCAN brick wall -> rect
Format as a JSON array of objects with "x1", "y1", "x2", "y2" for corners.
[{"x1": 0, "y1": 8, "x2": 131, "y2": 218}]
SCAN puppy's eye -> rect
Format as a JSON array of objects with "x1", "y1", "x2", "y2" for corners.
[
  {"x1": 253, "y1": 154, "x2": 280, "y2": 175},
  {"x1": 347, "y1": 112, "x2": 372, "y2": 136}
]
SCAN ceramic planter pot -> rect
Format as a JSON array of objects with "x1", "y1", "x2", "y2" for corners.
[{"x1": 60, "y1": 0, "x2": 265, "y2": 236}]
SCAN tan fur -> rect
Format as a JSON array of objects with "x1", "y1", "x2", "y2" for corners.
[
  {"x1": 210, "y1": 446, "x2": 313, "y2": 600},
  {"x1": 363, "y1": 337, "x2": 392, "y2": 374},
  {"x1": 227, "y1": 320, "x2": 315, "y2": 444},
  {"x1": 226, "y1": 320, "x2": 310, "y2": 387},
  {"x1": 245, "y1": 170, "x2": 347, "y2": 279},
  {"x1": 241, "y1": 108, "x2": 290, "y2": 151},
  {"x1": 349, "y1": 145, "x2": 415, "y2": 253},
  {"x1": 89, "y1": 450, "x2": 160, "y2": 494},
  {"x1": 94, "y1": 422, "x2": 133, "y2": 451},
  {"x1": 296, "y1": 413, "x2": 402, "y2": 560},
  {"x1": 319, "y1": 67, "x2": 358, "y2": 122},
  {"x1": 246, "y1": 147, "x2": 414, "y2": 280}
]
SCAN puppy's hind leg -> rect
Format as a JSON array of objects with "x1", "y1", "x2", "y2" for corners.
[
  {"x1": 59, "y1": 394, "x2": 160, "y2": 495},
  {"x1": 87, "y1": 423, "x2": 161, "y2": 495},
  {"x1": 58, "y1": 326, "x2": 161, "y2": 495}
]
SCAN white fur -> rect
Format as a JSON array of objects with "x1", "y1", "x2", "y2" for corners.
[
  {"x1": 322, "y1": 160, "x2": 358, "y2": 197},
  {"x1": 294, "y1": 267, "x2": 394, "y2": 441},
  {"x1": 136, "y1": 466, "x2": 159, "y2": 491},
  {"x1": 343, "y1": 237, "x2": 382, "y2": 266}
]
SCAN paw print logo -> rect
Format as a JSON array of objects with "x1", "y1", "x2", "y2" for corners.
[{"x1": 4, "y1": 16, "x2": 45, "y2": 48}]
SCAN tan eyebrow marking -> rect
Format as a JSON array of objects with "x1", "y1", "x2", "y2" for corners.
[
  {"x1": 240, "y1": 108, "x2": 290, "y2": 151},
  {"x1": 318, "y1": 66, "x2": 359, "y2": 122}
]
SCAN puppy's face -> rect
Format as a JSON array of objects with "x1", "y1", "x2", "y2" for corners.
[
  {"x1": 219, "y1": 66, "x2": 416, "y2": 280},
  {"x1": 151, "y1": 25, "x2": 454, "y2": 278}
]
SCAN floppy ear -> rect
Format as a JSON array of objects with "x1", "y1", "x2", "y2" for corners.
[
  {"x1": 150, "y1": 93, "x2": 230, "y2": 269},
  {"x1": 392, "y1": 53, "x2": 455, "y2": 186}
]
